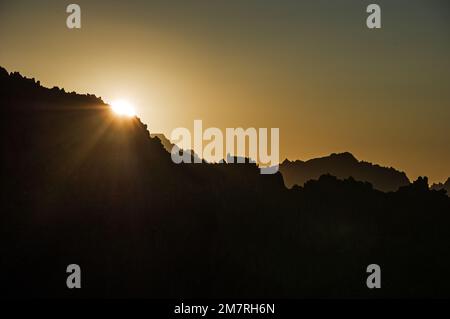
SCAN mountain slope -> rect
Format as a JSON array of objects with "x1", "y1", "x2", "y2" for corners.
[
  {"x1": 431, "y1": 178, "x2": 450, "y2": 195},
  {"x1": 280, "y1": 152, "x2": 410, "y2": 192},
  {"x1": 1, "y1": 66, "x2": 450, "y2": 299}
]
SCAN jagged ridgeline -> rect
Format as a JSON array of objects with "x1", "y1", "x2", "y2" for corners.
[
  {"x1": 1, "y1": 66, "x2": 450, "y2": 298},
  {"x1": 280, "y1": 153, "x2": 411, "y2": 192},
  {"x1": 431, "y1": 178, "x2": 450, "y2": 195}
]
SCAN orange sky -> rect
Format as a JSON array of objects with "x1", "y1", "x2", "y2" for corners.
[{"x1": 0, "y1": 0, "x2": 449, "y2": 182}]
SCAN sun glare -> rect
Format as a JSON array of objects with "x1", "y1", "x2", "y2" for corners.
[{"x1": 110, "y1": 99, "x2": 136, "y2": 117}]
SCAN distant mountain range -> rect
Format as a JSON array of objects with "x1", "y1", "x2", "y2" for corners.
[
  {"x1": 151, "y1": 134, "x2": 450, "y2": 194},
  {"x1": 151, "y1": 134, "x2": 412, "y2": 192},
  {"x1": 280, "y1": 152, "x2": 411, "y2": 192}
]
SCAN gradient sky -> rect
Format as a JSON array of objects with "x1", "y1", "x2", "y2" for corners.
[{"x1": 1, "y1": 0, "x2": 449, "y2": 182}]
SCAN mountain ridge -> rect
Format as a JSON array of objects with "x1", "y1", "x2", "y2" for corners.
[
  {"x1": 1, "y1": 66, "x2": 450, "y2": 298},
  {"x1": 431, "y1": 177, "x2": 450, "y2": 195},
  {"x1": 280, "y1": 152, "x2": 410, "y2": 192}
]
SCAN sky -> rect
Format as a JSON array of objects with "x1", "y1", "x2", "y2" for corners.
[{"x1": 0, "y1": 0, "x2": 449, "y2": 182}]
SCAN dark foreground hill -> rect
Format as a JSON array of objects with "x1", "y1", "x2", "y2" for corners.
[
  {"x1": 280, "y1": 153, "x2": 410, "y2": 192},
  {"x1": 1, "y1": 66, "x2": 450, "y2": 298}
]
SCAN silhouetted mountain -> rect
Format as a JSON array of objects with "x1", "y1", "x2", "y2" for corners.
[
  {"x1": 150, "y1": 133, "x2": 204, "y2": 163},
  {"x1": 1, "y1": 66, "x2": 450, "y2": 299},
  {"x1": 150, "y1": 133, "x2": 174, "y2": 153},
  {"x1": 280, "y1": 152, "x2": 410, "y2": 192},
  {"x1": 431, "y1": 177, "x2": 450, "y2": 196}
]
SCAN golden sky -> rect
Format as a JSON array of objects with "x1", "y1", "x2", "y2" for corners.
[{"x1": 1, "y1": 0, "x2": 449, "y2": 182}]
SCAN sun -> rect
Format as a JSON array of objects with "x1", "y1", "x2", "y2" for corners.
[{"x1": 110, "y1": 99, "x2": 136, "y2": 117}]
